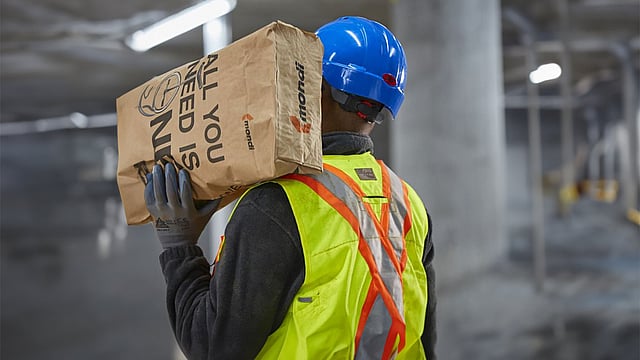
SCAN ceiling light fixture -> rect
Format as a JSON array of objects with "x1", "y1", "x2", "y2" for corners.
[
  {"x1": 125, "y1": 0, "x2": 237, "y2": 52},
  {"x1": 529, "y1": 63, "x2": 563, "y2": 84}
]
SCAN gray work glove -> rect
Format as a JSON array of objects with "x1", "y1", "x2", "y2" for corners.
[{"x1": 144, "y1": 163, "x2": 220, "y2": 249}]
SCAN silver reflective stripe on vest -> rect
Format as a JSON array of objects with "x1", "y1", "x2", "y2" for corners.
[
  {"x1": 311, "y1": 164, "x2": 410, "y2": 358},
  {"x1": 355, "y1": 295, "x2": 391, "y2": 360},
  {"x1": 386, "y1": 165, "x2": 409, "y2": 265}
]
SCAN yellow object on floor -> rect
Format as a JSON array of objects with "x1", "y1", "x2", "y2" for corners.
[
  {"x1": 627, "y1": 208, "x2": 640, "y2": 226},
  {"x1": 580, "y1": 180, "x2": 619, "y2": 203}
]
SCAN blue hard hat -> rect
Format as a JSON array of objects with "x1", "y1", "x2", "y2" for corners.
[{"x1": 316, "y1": 16, "x2": 407, "y2": 118}]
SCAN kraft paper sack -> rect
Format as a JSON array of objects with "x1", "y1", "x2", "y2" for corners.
[{"x1": 116, "y1": 21, "x2": 323, "y2": 225}]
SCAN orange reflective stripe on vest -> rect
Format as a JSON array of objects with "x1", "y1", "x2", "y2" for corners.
[{"x1": 284, "y1": 161, "x2": 413, "y2": 359}]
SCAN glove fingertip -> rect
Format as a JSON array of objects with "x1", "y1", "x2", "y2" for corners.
[
  {"x1": 178, "y1": 170, "x2": 194, "y2": 202},
  {"x1": 144, "y1": 180, "x2": 155, "y2": 205},
  {"x1": 165, "y1": 162, "x2": 175, "y2": 174},
  {"x1": 179, "y1": 169, "x2": 190, "y2": 182}
]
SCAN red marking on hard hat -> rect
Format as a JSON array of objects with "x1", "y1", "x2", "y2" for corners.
[{"x1": 382, "y1": 73, "x2": 397, "y2": 86}]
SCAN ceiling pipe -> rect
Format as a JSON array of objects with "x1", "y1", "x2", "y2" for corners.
[
  {"x1": 503, "y1": 37, "x2": 640, "y2": 57},
  {"x1": 0, "y1": 113, "x2": 116, "y2": 136}
]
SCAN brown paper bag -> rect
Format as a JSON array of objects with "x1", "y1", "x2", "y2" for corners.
[{"x1": 116, "y1": 21, "x2": 323, "y2": 225}]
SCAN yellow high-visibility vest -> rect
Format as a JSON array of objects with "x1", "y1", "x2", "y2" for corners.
[{"x1": 234, "y1": 152, "x2": 429, "y2": 359}]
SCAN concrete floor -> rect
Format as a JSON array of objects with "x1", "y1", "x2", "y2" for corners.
[
  {"x1": 438, "y1": 197, "x2": 640, "y2": 360},
  {"x1": 1, "y1": 127, "x2": 639, "y2": 359}
]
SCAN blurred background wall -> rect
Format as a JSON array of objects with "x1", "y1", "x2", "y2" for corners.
[
  {"x1": 392, "y1": 0, "x2": 507, "y2": 285},
  {"x1": 1, "y1": 0, "x2": 638, "y2": 359}
]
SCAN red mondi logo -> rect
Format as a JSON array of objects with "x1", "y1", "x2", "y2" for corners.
[
  {"x1": 289, "y1": 115, "x2": 311, "y2": 133},
  {"x1": 242, "y1": 113, "x2": 255, "y2": 150}
]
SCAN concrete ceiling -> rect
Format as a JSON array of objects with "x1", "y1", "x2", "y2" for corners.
[
  {"x1": 501, "y1": 0, "x2": 640, "y2": 104},
  {"x1": 0, "y1": 0, "x2": 638, "y2": 123}
]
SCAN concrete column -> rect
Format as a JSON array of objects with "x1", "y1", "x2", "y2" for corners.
[{"x1": 391, "y1": 0, "x2": 507, "y2": 284}]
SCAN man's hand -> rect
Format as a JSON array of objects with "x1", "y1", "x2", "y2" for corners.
[{"x1": 144, "y1": 163, "x2": 220, "y2": 249}]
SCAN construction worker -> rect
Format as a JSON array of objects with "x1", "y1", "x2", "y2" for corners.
[{"x1": 145, "y1": 16, "x2": 436, "y2": 359}]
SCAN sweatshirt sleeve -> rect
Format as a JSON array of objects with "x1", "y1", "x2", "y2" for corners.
[
  {"x1": 159, "y1": 183, "x2": 304, "y2": 360},
  {"x1": 422, "y1": 213, "x2": 437, "y2": 360}
]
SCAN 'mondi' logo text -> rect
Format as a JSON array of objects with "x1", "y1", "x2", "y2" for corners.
[{"x1": 289, "y1": 61, "x2": 311, "y2": 134}]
